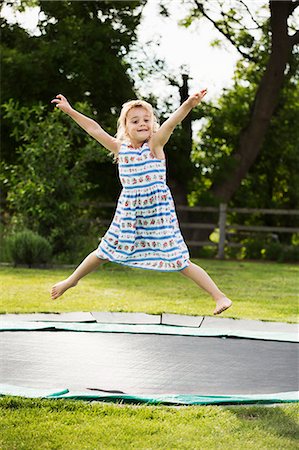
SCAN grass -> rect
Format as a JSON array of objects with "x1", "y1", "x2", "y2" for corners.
[
  {"x1": 1, "y1": 259, "x2": 298, "y2": 449},
  {"x1": 0, "y1": 398, "x2": 299, "y2": 450},
  {"x1": 0, "y1": 259, "x2": 298, "y2": 321}
]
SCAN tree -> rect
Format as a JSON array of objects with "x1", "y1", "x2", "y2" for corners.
[
  {"x1": 1, "y1": 0, "x2": 145, "y2": 110},
  {"x1": 156, "y1": 0, "x2": 298, "y2": 249},
  {"x1": 1, "y1": 100, "x2": 108, "y2": 256},
  {"x1": 1, "y1": 0, "x2": 146, "y2": 185},
  {"x1": 165, "y1": 74, "x2": 195, "y2": 204},
  {"x1": 162, "y1": 0, "x2": 299, "y2": 203}
]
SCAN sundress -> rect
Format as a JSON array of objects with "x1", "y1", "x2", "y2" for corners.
[{"x1": 96, "y1": 141, "x2": 190, "y2": 271}]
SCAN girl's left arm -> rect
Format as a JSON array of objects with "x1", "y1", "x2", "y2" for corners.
[{"x1": 152, "y1": 89, "x2": 207, "y2": 149}]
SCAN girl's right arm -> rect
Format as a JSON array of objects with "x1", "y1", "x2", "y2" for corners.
[{"x1": 51, "y1": 94, "x2": 120, "y2": 154}]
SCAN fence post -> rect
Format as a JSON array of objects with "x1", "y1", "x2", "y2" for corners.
[{"x1": 217, "y1": 203, "x2": 227, "y2": 259}]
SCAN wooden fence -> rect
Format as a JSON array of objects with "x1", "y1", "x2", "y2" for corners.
[{"x1": 88, "y1": 202, "x2": 299, "y2": 260}]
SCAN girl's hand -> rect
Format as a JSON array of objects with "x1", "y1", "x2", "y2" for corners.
[
  {"x1": 186, "y1": 89, "x2": 207, "y2": 108},
  {"x1": 51, "y1": 94, "x2": 72, "y2": 114}
]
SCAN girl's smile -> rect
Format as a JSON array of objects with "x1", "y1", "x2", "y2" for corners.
[{"x1": 126, "y1": 106, "x2": 153, "y2": 146}]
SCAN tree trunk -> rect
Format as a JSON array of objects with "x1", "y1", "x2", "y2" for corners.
[
  {"x1": 193, "y1": 0, "x2": 298, "y2": 243},
  {"x1": 168, "y1": 74, "x2": 193, "y2": 221},
  {"x1": 211, "y1": 0, "x2": 294, "y2": 202}
]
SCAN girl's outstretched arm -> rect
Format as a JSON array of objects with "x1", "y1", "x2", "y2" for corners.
[
  {"x1": 152, "y1": 89, "x2": 207, "y2": 149},
  {"x1": 51, "y1": 94, "x2": 120, "y2": 154}
]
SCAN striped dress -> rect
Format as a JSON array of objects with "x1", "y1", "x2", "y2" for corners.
[{"x1": 96, "y1": 141, "x2": 190, "y2": 271}]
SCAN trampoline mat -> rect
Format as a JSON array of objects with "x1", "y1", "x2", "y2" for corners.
[{"x1": 0, "y1": 331, "x2": 298, "y2": 395}]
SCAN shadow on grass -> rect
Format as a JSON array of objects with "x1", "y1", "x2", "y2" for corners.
[{"x1": 228, "y1": 405, "x2": 299, "y2": 441}]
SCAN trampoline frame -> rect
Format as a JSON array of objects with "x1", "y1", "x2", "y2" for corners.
[{"x1": 1, "y1": 312, "x2": 298, "y2": 406}]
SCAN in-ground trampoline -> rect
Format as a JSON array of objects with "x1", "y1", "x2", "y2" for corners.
[{"x1": 0, "y1": 312, "x2": 298, "y2": 405}]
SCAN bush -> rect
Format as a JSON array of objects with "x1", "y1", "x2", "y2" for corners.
[
  {"x1": 262, "y1": 242, "x2": 284, "y2": 261},
  {"x1": 190, "y1": 245, "x2": 217, "y2": 259},
  {"x1": 1, "y1": 100, "x2": 111, "y2": 256},
  {"x1": 240, "y1": 236, "x2": 266, "y2": 260},
  {"x1": 7, "y1": 230, "x2": 52, "y2": 267},
  {"x1": 238, "y1": 237, "x2": 299, "y2": 262},
  {"x1": 280, "y1": 245, "x2": 299, "y2": 262}
]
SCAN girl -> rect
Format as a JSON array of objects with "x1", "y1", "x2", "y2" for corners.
[{"x1": 50, "y1": 91, "x2": 232, "y2": 315}]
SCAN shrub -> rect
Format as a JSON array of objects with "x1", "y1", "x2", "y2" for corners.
[
  {"x1": 1, "y1": 100, "x2": 111, "y2": 256},
  {"x1": 262, "y1": 242, "x2": 284, "y2": 261},
  {"x1": 240, "y1": 237, "x2": 266, "y2": 260},
  {"x1": 281, "y1": 245, "x2": 299, "y2": 262},
  {"x1": 7, "y1": 230, "x2": 52, "y2": 267},
  {"x1": 188, "y1": 244, "x2": 217, "y2": 259},
  {"x1": 238, "y1": 238, "x2": 299, "y2": 262}
]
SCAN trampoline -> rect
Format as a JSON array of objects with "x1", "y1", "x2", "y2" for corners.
[{"x1": 0, "y1": 312, "x2": 298, "y2": 405}]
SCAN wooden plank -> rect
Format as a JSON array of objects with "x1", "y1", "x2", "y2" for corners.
[
  {"x1": 180, "y1": 223, "x2": 216, "y2": 229},
  {"x1": 81, "y1": 201, "x2": 116, "y2": 208},
  {"x1": 95, "y1": 220, "x2": 217, "y2": 229},
  {"x1": 227, "y1": 207, "x2": 299, "y2": 215},
  {"x1": 176, "y1": 205, "x2": 218, "y2": 213},
  {"x1": 186, "y1": 241, "x2": 217, "y2": 247},
  {"x1": 82, "y1": 202, "x2": 299, "y2": 216},
  {"x1": 87, "y1": 220, "x2": 298, "y2": 234},
  {"x1": 227, "y1": 225, "x2": 299, "y2": 233}
]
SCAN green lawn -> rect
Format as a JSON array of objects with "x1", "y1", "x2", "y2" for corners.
[
  {"x1": 0, "y1": 398, "x2": 298, "y2": 450},
  {"x1": 1, "y1": 259, "x2": 298, "y2": 449},
  {"x1": 1, "y1": 259, "x2": 298, "y2": 321}
]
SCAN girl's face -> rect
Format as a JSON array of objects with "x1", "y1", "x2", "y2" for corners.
[{"x1": 125, "y1": 107, "x2": 153, "y2": 145}]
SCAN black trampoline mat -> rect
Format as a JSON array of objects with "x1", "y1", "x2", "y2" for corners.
[{"x1": 1, "y1": 331, "x2": 298, "y2": 395}]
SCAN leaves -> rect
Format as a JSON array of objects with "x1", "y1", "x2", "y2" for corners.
[{"x1": 1, "y1": 100, "x2": 109, "y2": 254}]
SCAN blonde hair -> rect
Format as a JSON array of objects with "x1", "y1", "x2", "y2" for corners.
[{"x1": 116, "y1": 99, "x2": 159, "y2": 142}]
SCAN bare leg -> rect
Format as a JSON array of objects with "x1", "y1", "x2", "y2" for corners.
[
  {"x1": 181, "y1": 261, "x2": 232, "y2": 315},
  {"x1": 51, "y1": 250, "x2": 107, "y2": 300}
]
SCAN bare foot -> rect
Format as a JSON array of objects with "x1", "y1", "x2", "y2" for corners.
[
  {"x1": 51, "y1": 278, "x2": 77, "y2": 300},
  {"x1": 213, "y1": 297, "x2": 232, "y2": 315}
]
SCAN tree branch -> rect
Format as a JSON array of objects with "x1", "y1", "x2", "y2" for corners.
[
  {"x1": 239, "y1": 0, "x2": 262, "y2": 29},
  {"x1": 193, "y1": 0, "x2": 257, "y2": 62},
  {"x1": 288, "y1": 1, "x2": 299, "y2": 44}
]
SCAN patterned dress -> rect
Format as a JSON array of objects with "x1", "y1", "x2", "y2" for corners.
[{"x1": 96, "y1": 141, "x2": 190, "y2": 271}]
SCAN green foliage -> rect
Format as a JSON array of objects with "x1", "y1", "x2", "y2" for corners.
[
  {"x1": 1, "y1": 0, "x2": 144, "y2": 109},
  {"x1": 9, "y1": 0, "x2": 40, "y2": 12},
  {"x1": 192, "y1": 245, "x2": 217, "y2": 259},
  {"x1": 281, "y1": 245, "x2": 299, "y2": 262},
  {"x1": 176, "y1": 1, "x2": 268, "y2": 61},
  {"x1": 237, "y1": 237, "x2": 299, "y2": 262},
  {"x1": 1, "y1": 100, "x2": 109, "y2": 255},
  {"x1": 0, "y1": 0, "x2": 149, "y2": 262},
  {"x1": 175, "y1": 0, "x2": 299, "y2": 248},
  {"x1": 261, "y1": 242, "x2": 284, "y2": 262},
  {"x1": 189, "y1": 41, "x2": 299, "y2": 238},
  {"x1": 6, "y1": 230, "x2": 52, "y2": 267},
  {"x1": 0, "y1": 0, "x2": 144, "y2": 171},
  {"x1": 191, "y1": 81, "x2": 257, "y2": 200},
  {"x1": 239, "y1": 236, "x2": 266, "y2": 260},
  {"x1": 0, "y1": 1, "x2": 147, "y2": 258}
]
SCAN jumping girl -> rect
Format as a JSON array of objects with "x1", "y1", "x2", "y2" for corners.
[{"x1": 50, "y1": 91, "x2": 232, "y2": 315}]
